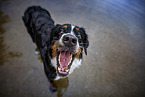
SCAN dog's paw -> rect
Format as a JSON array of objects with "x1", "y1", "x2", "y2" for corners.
[{"x1": 49, "y1": 83, "x2": 58, "y2": 93}]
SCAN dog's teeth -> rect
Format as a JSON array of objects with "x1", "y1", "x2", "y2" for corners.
[
  {"x1": 58, "y1": 67, "x2": 61, "y2": 71},
  {"x1": 65, "y1": 70, "x2": 69, "y2": 72}
]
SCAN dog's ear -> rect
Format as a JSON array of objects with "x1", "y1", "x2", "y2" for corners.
[
  {"x1": 51, "y1": 24, "x2": 62, "y2": 38},
  {"x1": 80, "y1": 27, "x2": 89, "y2": 55},
  {"x1": 52, "y1": 24, "x2": 62, "y2": 33}
]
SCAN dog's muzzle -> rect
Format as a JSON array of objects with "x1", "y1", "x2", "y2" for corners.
[
  {"x1": 62, "y1": 34, "x2": 77, "y2": 47},
  {"x1": 55, "y1": 34, "x2": 78, "y2": 76}
]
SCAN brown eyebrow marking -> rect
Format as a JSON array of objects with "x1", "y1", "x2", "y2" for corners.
[
  {"x1": 62, "y1": 25, "x2": 67, "y2": 29},
  {"x1": 76, "y1": 28, "x2": 79, "y2": 31}
]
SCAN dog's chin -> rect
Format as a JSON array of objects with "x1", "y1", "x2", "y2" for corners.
[{"x1": 56, "y1": 48, "x2": 76, "y2": 77}]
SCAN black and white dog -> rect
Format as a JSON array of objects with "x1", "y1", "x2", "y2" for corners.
[{"x1": 23, "y1": 6, "x2": 89, "y2": 82}]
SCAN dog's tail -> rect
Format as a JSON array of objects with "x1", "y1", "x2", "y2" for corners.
[
  {"x1": 22, "y1": 6, "x2": 38, "y2": 42},
  {"x1": 22, "y1": 6, "x2": 54, "y2": 43}
]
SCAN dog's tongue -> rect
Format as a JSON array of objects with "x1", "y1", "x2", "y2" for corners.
[{"x1": 60, "y1": 51, "x2": 71, "y2": 67}]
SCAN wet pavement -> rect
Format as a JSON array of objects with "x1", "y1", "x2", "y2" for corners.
[{"x1": 0, "y1": 0, "x2": 145, "y2": 97}]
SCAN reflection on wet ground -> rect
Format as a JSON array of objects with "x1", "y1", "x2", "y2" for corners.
[
  {"x1": 0, "y1": 11, "x2": 10, "y2": 34},
  {"x1": 53, "y1": 77, "x2": 69, "y2": 97},
  {"x1": 0, "y1": 11, "x2": 10, "y2": 65},
  {"x1": 0, "y1": 11, "x2": 23, "y2": 65},
  {"x1": 0, "y1": 0, "x2": 145, "y2": 97},
  {"x1": 8, "y1": 52, "x2": 23, "y2": 58}
]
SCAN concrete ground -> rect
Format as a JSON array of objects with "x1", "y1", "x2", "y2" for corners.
[{"x1": 0, "y1": 0, "x2": 145, "y2": 97}]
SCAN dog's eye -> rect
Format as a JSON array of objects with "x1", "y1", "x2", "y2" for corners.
[
  {"x1": 78, "y1": 35, "x2": 81, "y2": 39},
  {"x1": 59, "y1": 31, "x2": 63, "y2": 35}
]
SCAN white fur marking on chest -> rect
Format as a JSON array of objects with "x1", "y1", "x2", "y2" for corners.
[
  {"x1": 69, "y1": 58, "x2": 82, "y2": 74},
  {"x1": 51, "y1": 58, "x2": 57, "y2": 68},
  {"x1": 53, "y1": 58, "x2": 82, "y2": 80}
]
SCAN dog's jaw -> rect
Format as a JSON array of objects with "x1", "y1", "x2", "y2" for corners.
[
  {"x1": 50, "y1": 43, "x2": 82, "y2": 80},
  {"x1": 51, "y1": 57, "x2": 82, "y2": 80}
]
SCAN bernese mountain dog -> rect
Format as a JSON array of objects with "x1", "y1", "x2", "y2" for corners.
[{"x1": 22, "y1": 6, "x2": 89, "y2": 87}]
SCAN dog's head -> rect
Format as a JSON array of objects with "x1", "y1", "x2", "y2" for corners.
[{"x1": 50, "y1": 24, "x2": 89, "y2": 78}]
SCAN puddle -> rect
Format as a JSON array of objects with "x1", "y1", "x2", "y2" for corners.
[
  {"x1": 8, "y1": 52, "x2": 23, "y2": 58},
  {"x1": 0, "y1": 11, "x2": 23, "y2": 65},
  {"x1": 53, "y1": 77, "x2": 69, "y2": 97},
  {"x1": 0, "y1": 11, "x2": 10, "y2": 34},
  {"x1": 0, "y1": 11, "x2": 10, "y2": 65}
]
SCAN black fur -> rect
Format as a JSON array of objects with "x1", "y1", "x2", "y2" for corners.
[{"x1": 23, "y1": 6, "x2": 56, "y2": 80}]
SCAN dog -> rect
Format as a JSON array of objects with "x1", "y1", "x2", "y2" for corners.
[{"x1": 22, "y1": 6, "x2": 89, "y2": 87}]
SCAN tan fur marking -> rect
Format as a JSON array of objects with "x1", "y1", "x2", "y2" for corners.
[
  {"x1": 52, "y1": 45, "x2": 57, "y2": 58},
  {"x1": 36, "y1": 48, "x2": 39, "y2": 52},
  {"x1": 75, "y1": 48, "x2": 82, "y2": 59},
  {"x1": 52, "y1": 41, "x2": 59, "y2": 57},
  {"x1": 63, "y1": 25, "x2": 67, "y2": 29},
  {"x1": 38, "y1": 53, "x2": 43, "y2": 63},
  {"x1": 76, "y1": 28, "x2": 79, "y2": 31}
]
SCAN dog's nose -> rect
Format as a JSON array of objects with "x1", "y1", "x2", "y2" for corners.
[{"x1": 63, "y1": 35, "x2": 77, "y2": 47}]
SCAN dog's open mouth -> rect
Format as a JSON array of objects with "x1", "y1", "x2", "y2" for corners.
[{"x1": 57, "y1": 50, "x2": 74, "y2": 76}]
